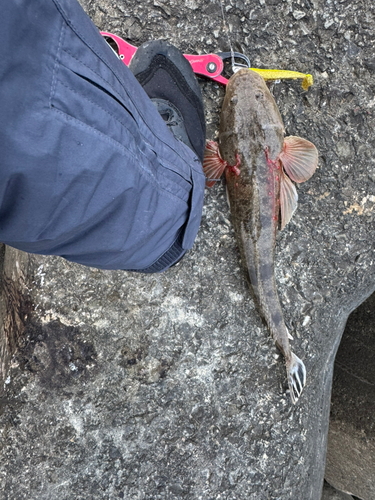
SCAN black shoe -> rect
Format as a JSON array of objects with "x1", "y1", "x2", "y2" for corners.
[{"x1": 129, "y1": 40, "x2": 206, "y2": 162}]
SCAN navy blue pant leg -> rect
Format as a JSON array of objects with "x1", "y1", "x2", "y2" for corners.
[{"x1": 0, "y1": 0, "x2": 205, "y2": 272}]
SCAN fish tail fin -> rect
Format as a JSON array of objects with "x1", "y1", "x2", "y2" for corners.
[{"x1": 286, "y1": 352, "x2": 306, "y2": 404}]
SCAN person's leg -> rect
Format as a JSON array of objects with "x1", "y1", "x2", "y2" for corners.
[{"x1": 0, "y1": 0, "x2": 205, "y2": 272}]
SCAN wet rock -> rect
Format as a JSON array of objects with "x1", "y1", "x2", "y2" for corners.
[
  {"x1": 1, "y1": 0, "x2": 375, "y2": 499},
  {"x1": 322, "y1": 481, "x2": 355, "y2": 500},
  {"x1": 0, "y1": 245, "x2": 32, "y2": 395},
  {"x1": 325, "y1": 294, "x2": 375, "y2": 500}
]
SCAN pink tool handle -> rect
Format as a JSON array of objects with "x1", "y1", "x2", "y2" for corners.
[
  {"x1": 101, "y1": 31, "x2": 137, "y2": 66},
  {"x1": 101, "y1": 32, "x2": 229, "y2": 85},
  {"x1": 184, "y1": 54, "x2": 228, "y2": 85}
]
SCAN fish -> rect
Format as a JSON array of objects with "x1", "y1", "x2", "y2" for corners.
[{"x1": 203, "y1": 69, "x2": 318, "y2": 404}]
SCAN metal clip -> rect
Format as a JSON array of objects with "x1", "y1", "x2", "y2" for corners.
[{"x1": 217, "y1": 51, "x2": 251, "y2": 74}]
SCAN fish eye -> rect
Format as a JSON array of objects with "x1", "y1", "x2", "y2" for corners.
[{"x1": 255, "y1": 91, "x2": 264, "y2": 100}]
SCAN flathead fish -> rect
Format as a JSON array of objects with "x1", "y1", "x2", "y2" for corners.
[{"x1": 203, "y1": 69, "x2": 318, "y2": 403}]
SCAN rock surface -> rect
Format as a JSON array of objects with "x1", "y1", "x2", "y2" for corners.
[
  {"x1": 325, "y1": 293, "x2": 375, "y2": 500},
  {"x1": 1, "y1": 0, "x2": 375, "y2": 499},
  {"x1": 322, "y1": 481, "x2": 355, "y2": 500}
]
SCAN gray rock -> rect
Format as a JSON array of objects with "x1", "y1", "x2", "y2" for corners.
[
  {"x1": 322, "y1": 481, "x2": 354, "y2": 500},
  {"x1": 1, "y1": 0, "x2": 375, "y2": 499},
  {"x1": 325, "y1": 294, "x2": 375, "y2": 500}
]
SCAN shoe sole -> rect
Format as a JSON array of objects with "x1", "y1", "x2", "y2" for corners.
[
  {"x1": 129, "y1": 40, "x2": 203, "y2": 101},
  {"x1": 129, "y1": 40, "x2": 206, "y2": 161}
]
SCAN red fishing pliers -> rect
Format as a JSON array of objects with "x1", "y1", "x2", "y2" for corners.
[{"x1": 101, "y1": 32, "x2": 250, "y2": 86}]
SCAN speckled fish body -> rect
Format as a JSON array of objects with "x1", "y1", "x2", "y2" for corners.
[
  {"x1": 220, "y1": 69, "x2": 289, "y2": 357},
  {"x1": 206, "y1": 68, "x2": 319, "y2": 403}
]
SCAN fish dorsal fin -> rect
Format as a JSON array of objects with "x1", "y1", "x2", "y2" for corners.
[
  {"x1": 203, "y1": 141, "x2": 227, "y2": 188},
  {"x1": 279, "y1": 136, "x2": 318, "y2": 183},
  {"x1": 280, "y1": 171, "x2": 298, "y2": 230}
]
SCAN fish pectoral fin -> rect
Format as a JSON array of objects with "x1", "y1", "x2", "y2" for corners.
[
  {"x1": 280, "y1": 172, "x2": 298, "y2": 230},
  {"x1": 203, "y1": 140, "x2": 227, "y2": 188},
  {"x1": 279, "y1": 136, "x2": 318, "y2": 183},
  {"x1": 287, "y1": 352, "x2": 306, "y2": 404}
]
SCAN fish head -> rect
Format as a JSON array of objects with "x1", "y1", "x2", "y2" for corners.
[
  {"x1": 225, "y1": 69, "x2": 283, "y2": 115},
  {"x1": 226, "y1": 68, "x2": 270, "y2": 101},
  {"x1": 220, "y1": 69, "x2": 285, "y2": 164}
]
